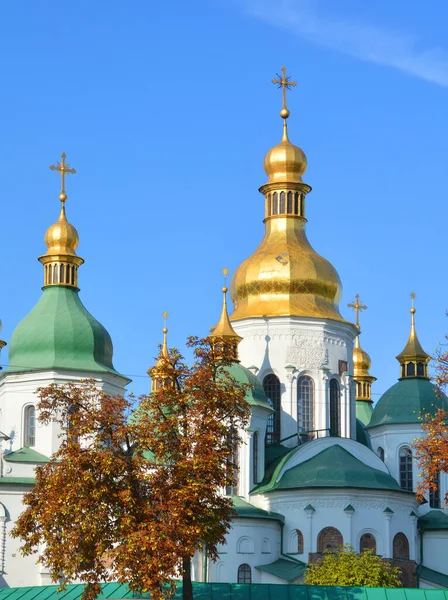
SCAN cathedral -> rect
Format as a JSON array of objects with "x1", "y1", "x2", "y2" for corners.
[{"x1": 0, "y1": 68, "x2": 447, "y2": 590}]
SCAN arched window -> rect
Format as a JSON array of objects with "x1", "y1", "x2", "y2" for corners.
[
  {"x1": 429, "y1": 472, "x2": 441, "y2": 508},
  {"x1": 287, "y1": 191, "x2": 293, "y2": 213},
  {"x1": 317, "y1": 527, "x2": 343, "y2": 553},
  {"x1": 53, "y1": 264, "x2": 58, "y2": 283},
  {"x1": 296, "y1": 529, "x2": 304, "y2": 554},
  {"x1": 329, "y1": 379, "x2": 340, "y2": 437},
  {"x1": 407, "y1": 362, "x2": 415, "y2": 376},
  {"x1": 294, "y1": 192, "x2": 299, "y2": 214},
  {"x1": 252, "y1": 432, "x2": 259, "y2": 485},
  {"x1": 297, "y1": 376, "x2": 314, "y2": 436},
  {"x1": 263, "y1": 374, "x2": 281, "y2": 445},
  {"x1": 267, "y1": 194, "x2": 271, "y2": 217},
  {"x1": 377, "y1": 447, "x2": 385, "y2": 461},
  {"x1": 237, "y1": 564, "x2": 251, "y2": 584},
  {"x1": 399, "y1": 447, "x2": 413, "y2": 491},
  {"x1": 393, "y1": 533, "x2": 409, "y2": 559},
  {"x1": 360, "y1": 533, "x2": 376, "y2": 553},
  {"x1": 272, "y1": 192, "x2": 278, "y2": 215},
  {"x1": 24, "y1": 405, "x2": 36, "y2": 447},
  {"x1": 279, "y1": 191, "x2": 285, "y2": 213},
  {"x1": 417, "y1": 362, "x2": 425, "y2": 376}
]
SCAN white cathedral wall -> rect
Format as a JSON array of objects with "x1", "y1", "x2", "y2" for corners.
[
  {"x1": 232, "y1": 316, "x2": 357, "y2": 443},
  {"x1": 368, "y1": 423, "x2": 447, "y2": 513},
  {"x1": 421, "y1": 531, "x2": 448, "y2": 576},
  {"x1": 207, "y1": 518, "x2": 281, "y2": 583}
]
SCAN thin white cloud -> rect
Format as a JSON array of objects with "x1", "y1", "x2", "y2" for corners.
[{"x1": 244, "y1": 0, "x2": 448, "y2": 87}]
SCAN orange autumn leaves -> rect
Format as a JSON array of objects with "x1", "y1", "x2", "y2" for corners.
[{"x1": 12, "y1": 337, "x2": 251, "y2": 600}]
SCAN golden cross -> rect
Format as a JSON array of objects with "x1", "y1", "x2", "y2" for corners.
[
  {"x1": 410, "y1": 291, "x2": 416, "y2": 307},
  {"x1": 272, "y1": 66, "x2": 297, "y2": 117},
  {"x1": 222, "y1": 267, "x2": 229, "y2": 288},
  {"x1": 162, "y1": 311, "x2": 168, "y2": 328},
  {"x1": 49, "y1": 152, "x2": 76, "y2": 202},
  {"x1": 347, "y1": 294, "x2": 367, "y2": 328}
]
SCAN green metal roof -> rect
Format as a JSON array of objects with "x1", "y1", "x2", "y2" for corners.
[
  {"x1": 356, "y1": 401, "x2": 373, "y2": 427},
  {"x1": 254, "y1": 444, "x2": 407, "y2": 494},
  {"x1": 368, "y1": 378, "x2": 448, "y2": 428},
  {"x1": 356, "y1": 419, "x2": 372, "y2": 449},
  {"x1": 418, "y1": 510, "x2": 448, "y2": 530},
  {"x1": 224, "y1": 364, "x2": 273, "y2": 411},
  {"x1": 4, "y1": 448, "x2": 49, "y2": 463},
  {"x1": 0, "y1": 477, "x2": 34, "y2": 485},
  {"x1": 418, "y1": 565, "x2": 448, "y2": 587},
  {"x1": 0, "y1": 582, "x2": 447, "y2": 600},
  {"x1": 5, "y1": 286, "x2": 126, "y2": 378},
  {"x1": 255, "y1": 558, "x2": 307, "y2": 582},
  {"x1": 232, "y1": 496, "x2": 284, "y2": 523}
]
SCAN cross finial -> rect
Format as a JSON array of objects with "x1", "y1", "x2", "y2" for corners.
[
  {"x1": 348, "y1": 294, "x2": 367, "y2": 329},
  {"x1": 49, "y1": 152, "x2": 76, "y2": 204},
  {"x1": 272, "y1": 66, "x2": 297, "y2": 120},
  {"x1": 222, "y1": 268, "x2": 229, "y2": 291},
  {"x1": 162, "y1": 311, "x2": 168, "y2": 332}
]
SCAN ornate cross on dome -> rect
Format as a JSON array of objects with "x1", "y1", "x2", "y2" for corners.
[
  {"x1": 49, "y1": 153, "x2": 76, "y2": 203},
  {"x1": 348, "y1": 294, "x2": 367, "y2": 329},
  {"x1": 272, "y1": 66, "x2": 297, "y2": 119}
]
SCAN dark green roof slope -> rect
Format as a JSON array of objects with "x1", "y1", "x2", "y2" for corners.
[
  {"x1": 5, "y1": 286, "x2": 124, "y2": 378},
  {"x1": 418, "y1": 565, "x2": 448, "y2": 587},
  {"x1": 0, "y1": 582, "x2": 446, "y2": 600},
  {"x1": 256, "y1": 558, "x2": 306, "y2": 582},
  {"x1": 356, "y1": 419, "x2": 372, "y2": 448},
  {"x1": 232, "y1": 496, "x2": 284, "y2": 522},
  {"x1": 225, "y1": 363, "x2": 272, "y2": 410},
  {"x1": 255, "y1": 444, "x2": 406, "y2": 493},
  {"x1": 4, "y1": 448, "x2": 49, "y2": 463},
  {"x1": 418, "y1": 510, "x2": 448, "y2": 531},
  {"x1": 368, "y1": 378, "x2": 448, "y2": 428}
]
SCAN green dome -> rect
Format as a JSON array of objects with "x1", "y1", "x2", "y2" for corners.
[
  {"x1": 368, "y1": 377, "x2": 448, "y2": 428},
  {"x1": 6, "y1": 286, "x2": 120, "y2": 376},
  {"x1": 225, "y1": 363, "x2": 272, "y2": 410}
]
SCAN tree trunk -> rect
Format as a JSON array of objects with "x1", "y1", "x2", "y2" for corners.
[{"x1": 182, "y1": 556, "x2": 193, "y2": 600}]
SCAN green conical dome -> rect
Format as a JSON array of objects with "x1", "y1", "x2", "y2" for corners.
[
  {"x1": 6, "y1": 286, "x2": 120, "y2": 376},
  {"x1": 368, "y1": 378, "x2": 448, "y2": 428}
]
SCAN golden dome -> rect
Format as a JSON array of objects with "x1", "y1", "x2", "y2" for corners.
[
  {"x1": 264, "y1": 123, "x2": 307, "y2": 184},
  {"x1": 230, "y1": 218, "x2": 343, "y2": 320},
  {"x1": 43, "y1": 204, "x2": 79, "y2": 257},
  {"x1": 353, "y1": 336, "x2": 372, "y2": 378}
]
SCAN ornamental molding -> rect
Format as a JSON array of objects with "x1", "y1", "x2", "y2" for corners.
[{"x1": 269, "y1": 497, "x2": 413, "y2": 512}]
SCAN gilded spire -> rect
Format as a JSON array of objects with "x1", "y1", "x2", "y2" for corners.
[
  {"x1": 150, "y1": 312, "x2": 172, "y2": 392},
  {"x1": 230, "y1": 69, "x2": 343, "y2": 323},
  {"x1": 39, "y1": 153, "x2": 84, "y2": 289},
  {"x1": 396, "y1": 293, "x2": 430, "y2": 379},
  {"x1": 348, "y1": 295, "x2": 376, "y2": 404},
  {"x1": 210, "y1": 269, "x2": 242, "y2": 361}
]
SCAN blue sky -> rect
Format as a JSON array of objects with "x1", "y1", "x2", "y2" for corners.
[{"x1": 1, "y1": 0, "x2": 448, "y2": 400}]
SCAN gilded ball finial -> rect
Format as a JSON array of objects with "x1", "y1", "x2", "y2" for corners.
[
  {"x1": 280, "y1": 108, "x2": 290, "y2": 119},
  {"x1": 222, "y1": 286, "x2": 228, "y2": 293},
  {"x1": 162, "y1": 327, "x2": 168, "y2": 333},
  {"x1": 59, "y1": 192, "x2": 67, "y2": 203}
]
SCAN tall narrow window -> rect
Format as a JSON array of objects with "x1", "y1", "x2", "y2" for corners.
[
  {"x1": 377, "y1": 447, "x2": 385, "y2": 461},
  {"x1": 253, "y1": 432, "x2": 259, "y2": 485},
  {"x1": 399, "y1": 447, "x2": 413, "y2": 491},
  {"x1": 272, "y1": 192, "x2": 278, "y2": 215},
  {"x1": 297, "y1": 376, "x2": 314, "y2": 437},
  {"x1": 329, "y1": 379, "x2": 340, "y2": 436},
  {"x1": 300, "y1": 194, "x2": 304, "y2": 216},
  {"x1": 279, "y1": 191, "x2": 285, "y2": 213},
  {"x1": 225, "y1": 434, "x2": 239, "y2": 496},
  {"x1": 294, "y1": 192, "x2": 299, "y2": 214},
  {"x1": 296, "y1": 529, "x2": 304, "y2": 553},
  {"x1": 237, "y1": 564, "x2": 252, "y2": 584},
  {"x1": 417, "y1": 362, "x2": 424, "y2": 376},
  {"x1": 24, "y1": 405, "x2": 36, "y2": 447},
  {"x1": 53, "y1": 264, "x2": 59, "y2": 283},
  {"x1": 263, "y1": 374, "x2": 281, "y2": 445},
  {"x1": 393, "y1": 533, "x2": 409, "y2": 559},
  {"x1": 429, "y1": 472, "x2": 441, "y2": 508},
  {"x1": 287, "y1": 191, "x2": 293, "y2": 213},
  {"x1": 267, "y1": 194, "x2": 271, "y2": 217},
  {"x1": 407, "y1": 362, "x2": 415, "y2": 377}
]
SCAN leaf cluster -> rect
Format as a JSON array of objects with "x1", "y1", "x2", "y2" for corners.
[
  {"x1": 304, "y1": 546, "x2": 402, "y2": 587},
  {"x1": 12, "y1": 337, "x2": 251, "y2": 600}
]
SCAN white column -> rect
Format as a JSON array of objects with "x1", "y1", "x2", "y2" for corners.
[
  {"x1": 320, "y1": 368, "x2": 330, "y2": 437},
  {"x1": 410, "y1": 512, "x2": 418, "y2": 561},
  {"x1": 282, "y1": 366, "x2": 297, "y2": 447},
  {"x1": 383, "y1": 508, "x2": 394, "y2": 558},
  {"x1": 344, "y1": 505, "x2": 355, "y2": 546},
  {"x1": 304, "y1": 505, "x2": 316, "y2": 557}
]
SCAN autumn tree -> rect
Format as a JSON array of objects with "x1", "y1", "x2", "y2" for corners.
[
  {"x1": 304, "y1": 546, "x2": 402, "y2": 587},
  {"x1": 12, "y1": 336, "x2": 251, "y2": 600},
  {"x1": 414, "y1": 343, "x2": 448, "y2": 503}
]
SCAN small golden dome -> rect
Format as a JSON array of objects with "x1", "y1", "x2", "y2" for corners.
[
  {"x1": 43, "y1": 204, "x2": 79, "y2": 257},
  {"x1": 353, "y1": 338, "x2": 372, "y2": 378},
  {"x1": 264, "y1": 123, "x2": 307, "y2": 184}
]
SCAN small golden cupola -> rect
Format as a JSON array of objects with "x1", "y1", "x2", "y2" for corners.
[
  {"x1": 230, "y1": 68, "x2": 343, "y2": 322},
  {"x1": 150, "y1": 312, "x2": 172, "y2": 392},
  {"x1": 348, "y1": 294, "x2": 376, "y2": 403},
  {"x1": 210, "y1": 269, "x2": 242, "y2": 361},
  {"x1": 39, "y1": 153, "x2": 84, "y2": 288},
  {"x1": 396, "y1": 293, "x2": 431, "y2": 379}
]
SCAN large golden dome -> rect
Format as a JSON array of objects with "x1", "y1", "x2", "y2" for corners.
[{"x1": 230, "y1": 68, "x2": 343, "y2": 322}]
